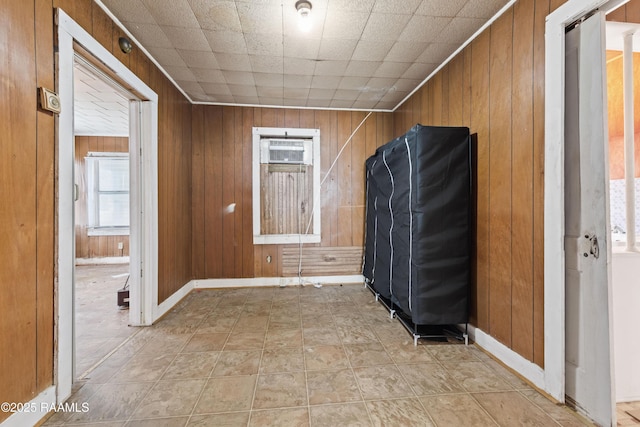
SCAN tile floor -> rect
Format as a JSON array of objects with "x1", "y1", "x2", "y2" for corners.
[
  {"x1": 45, "y1": 283, "x2": 594, "y2": 426},
  {"x1": 75, "y1": 264, "x2": 135, "y2": 376}
]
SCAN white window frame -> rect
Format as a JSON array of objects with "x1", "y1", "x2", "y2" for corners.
[
  {"x1": 86, "y1": 152, "x2": 130, "y2": 236},
  {"x1": 252, "y1": 127, "x2": 321, "y2": 244}
]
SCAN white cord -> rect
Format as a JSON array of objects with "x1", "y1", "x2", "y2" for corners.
[{"x1": 297, "y1": 111, "x2": 374, "y2": 285}]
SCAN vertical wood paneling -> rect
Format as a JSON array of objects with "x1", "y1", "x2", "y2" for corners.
[
  {"x1": 351, "y1": 111, "x2": 366, "y2": 248},
  {"x1": 0, "y1": 0, "x2": 38, "y2": 415},
  {"x1": 337, "y1": 111, "x2": 353, "y2": 246},
  {"x1": 449, "y1": 56, "x2": 463, "y2": 126},
  {"x1": 221, "y1": 108, "x2": 236, "y2": 278},
  {"x1": 470, "y1": 31, "x2": 491, "y2": 331},
  {"x1": 192, "y1": 106, "x2": 205, "y2": 278},
  {"x1": 242, "y1": 108, "x2": 255, "y2": 277},
  {"x1": 511, "y1": 0, "x2": 535, "y2": 360},
  {"x1": 533, "y1": 0, "x2": 550, "y2": 368},
  {"x1": 234, "y1": 107, "x2": 244, "y2": 276},
  {"x1": 488, "y1": 8, "x2": 514, "y2": 347},
  {"x1": 35, "y1": 0, "x2": 55, "y2": 392}
]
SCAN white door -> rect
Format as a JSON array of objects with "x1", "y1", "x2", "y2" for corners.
[{"x1": 564, "y1": 11, "x2": 616, "y2": 427}]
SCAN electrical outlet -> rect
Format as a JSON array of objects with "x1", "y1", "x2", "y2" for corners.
[{"x1": 118, "y1": 242, "x2": 124, "y2": 250}]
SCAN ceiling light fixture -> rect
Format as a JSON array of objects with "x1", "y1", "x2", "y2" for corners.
[{"x1": 295, "y1": 0, "x2": 313, "y2": 32}]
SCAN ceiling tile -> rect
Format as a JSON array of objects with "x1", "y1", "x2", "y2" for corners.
[
  {"x1": 233, "y1": 95, "x2": 260, "y2": 104},
  {"x1": 245, "y1": 33, "x2": 284, "y2": 56},
  {"x1": 283, "y1": 74, "x2": 313, "y2": 89},
  {"x1": 414, "y1": 0, "x2": 467, "y2": 17},
  {"x1": 308, "y1": 88, "x2": 336, "y2": 100},
  {"x1": 200, "y1": 83, "x2": 232, "y2": 96},
  {"x1": 146, "y1": 47, "x2": 187, "y2": 67},
  {"x1": 259, "y1": 97, "x2": 284, "y2": 105},
  {"x1": 458, "y1": 0, "x2": 507, "y2": 19},
  {"x1": 257, "y1": 86, "x2": 284, "y2": 98},
  {"x1": 352, "y1": 39, "x2": 394, "y2": 61},
  {"x1": 374, "y1": 100, "x2": 397, "y2": 110},
  {"x1": 283, "y1": 98, "x2": 308, "y2": 106},
  {"x1": 254, "y1": 73, "x2": 284, "y2": 87},
  {"x1": 338, "y1": 76, "x2": 369, "y2": 90},
  {"x1": 126, "y1": 23, "x2": 173, "y2": 49},
  {"x1": 210, "y1": 94, "x2": 235, "y2": 103},
  {"x1": 178, "y1": 50, "x2": 219, "y2": 68},
  {"x1": 393, "y1": 78, "x2": 423, "y2": 92},
  {"x1": 237, "y1": 3, "x2": 282, "y2": 35},
  {"x1": 351, "y1": 99, "x2": 377, "y2": 109},
  {"x1": 372, "y1": 0, "x2": 421, "y2": 15},
  {"x1": 384, "y1": 41, "x2": 429, "y2": 62},
  {"x1": 284, "y1": 87, "x2": 309, "y2": 99},
  {"x1": 433, "y1": 17, "x2": 485, "y2": 45},
  {"x1": 203, "y1": 30, "x2": 248, "y2": 54},
  {"x1": 187, "y1": 0, "x2": 242, "y2": 31},
  {"x1": 327, "y1": 0, "x2": 375, "y2": 12},
  {"x1": 311, "y1": 75, "x2": 342, "y2": 89},
  {"x1": 250, "y1": 55, "x2": 284, "y2": 74},
  {"x1": 334, "y1": 89, "x2": 361, "y2": 100},
  {"x1": 414, "y1": 43, "x2": 459, "y2": 64},
  {"x1": 402, "y1": 62, "x2": 437, "y2": 80},
  {"x1": 227, "y1": 84, "x2": 258, "y2": 97},
  {"x1": 214, "y1": 53, "x2": 252, "y2": 72},
  {"x1": 163, "y1": 65, "x2": 198, "y2": 82},
  {"x1": 190, "y1": 67, "x2": 226, "y2": 84},
  {"x1": 223, "y1": 70, "x2": 256, "y2": 85},
  {"x1": 322, "y1": 10, "x2": 369, "y2": 40},
  {"x1": 308, "y1": 98, "x2": 331, "y2": 107},
  {"x1": 344, "y1": 61, "x2": 380, "y2": 77},
  {"x1": 103, "y1": 0, "x2": 155, "y2": 24},
  {"x1": 330, "y1": 99, "x2": 354, "y2": 108},
  {"x1": 398, "y1": 15, "x2": 452, "y2": 43},
  {"x1": 360, "y1": 13, "x2": 411, "y2": 41},
  {"x1": 284, "y1": 58, "x2": 317, "y2": 75},
  {"x1": 314, "y1": 60, "x2": 349, "y2": 77},
  {"x1": 284, "y1": 37, "x2": 321, "y2": 60},
  {"x1": 141, "y1": 0, "x2": 200, "y2": 28},
  {"x1": 175, "y1": 80, "x2": 205, "y2": 94},
  {"x1": 283, "y1": 5, "x2": 327, "y2": 39},
  {"x1": 373, "y1": 61, "x2": 411, "y2": 79},
  {"x1": 161, "y1": 27, "x2": 211, "y2": 51},
  {"x1": 318, "y1": 39, "x2": 357, "y2": 61}
]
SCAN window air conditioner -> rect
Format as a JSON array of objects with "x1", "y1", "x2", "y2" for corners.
[{"x1": 260, "y1": 138, "x2": 312, "y2": 165}]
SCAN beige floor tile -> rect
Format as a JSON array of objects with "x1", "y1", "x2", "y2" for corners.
[
  {"x1": 304, "y1": 345, "x2": 350, "y2": 371},
  {"x1": 420, "y1": 393, "x2": 498, "y2": 426},
  {"x1": 212, "y1": 350, "x2": 262, "y2": 376},
  {"x1": 248, "y1": 408, "x2": 309, "y2": 427},
  {"x1": 442, "y1": 361, "x2": 513, "y2": 393},
  {"x1": 182, "y1": 333, "x2": 228, "y2": 352},
  {"x1": 252, "y1": 372, "x2": 308, "y2": 410},
  {"x1": 195, "y1": 316, "x2": 237, "y2": 334},
  {"x1": 397, "y1": 363, "x2": 465, "y2": 395},
  {"x1": 520, "y1": 389, "x2": 592, "y2": 426},
  {"x1": 366, "y1": 398, "x2": 434, "y2": 426},
  {"x1": 303, "y1": 327, "x2": 342, "y2": 347},
  {"x1": 137, "y1": 333, "x2": 191, "y2": 355},
  {"x1": 353, "y1": 365, "x2": 414, "y2": 400},
  {"x1": 65, "y1": 422, "x2": 127, "y2": 427},
  {"x1": 343, "y1": 342, "x2": 393, "y2": 367},
  {"x1": 383, "y1": 342, "x2": 435, "y2": 364},
  {"x1": 109, "y1": 353, "x2": 176, "y2": 383},
  {"x1": 473, "y1": 391, "x2": 561, "y2": 426},
  {"x1": 162, "y1": 352, "x2": 219, "y2": 379},
  {"x1": 307, "y1": 369, "x2": 362, "y2": 405},
  {"x1": 194, "y1": 376, "x2": 256, "y2": 414},
  {"x1": 187, "y1": 412, "x2": 250, "y2": 426},
  {"x1": 336, "y1": 325, "x2": 379, "y2": 344},
  {"x1": 260, "y1": 347, "x2": 305, "y2": 373},
  {"x1": 233, "y1": 315, "x2": 270, "y2": 332},
  {"x1": 131, "y1": 379, "x2": 205, "y2": 419},
  {"x1": 125, "y1": 416, "x2": 189, "y2": 426},
  {"x1": 223, "y1": 331, "x2": 266, "y2": 351},
  {"x1": 264, "y1": 328, "x2": 303, "y2": 349},
  {"x1": 309, "y1": 402, "x2": 372, "y2": 427},
  {"x1": 428, "y1": 344, "x2": 479, "y2": 362},
  {"x1": 66, "y1": 382, "x2": 152, "y2": 423}
]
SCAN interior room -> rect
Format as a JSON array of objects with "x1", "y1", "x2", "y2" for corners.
[{"x1": 1, "y1": 0, "x2": 639, "y2": 426}]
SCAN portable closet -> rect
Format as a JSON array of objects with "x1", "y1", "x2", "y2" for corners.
[{"x1": 363, "y1": 124, "x2": 471, "y2": 333}]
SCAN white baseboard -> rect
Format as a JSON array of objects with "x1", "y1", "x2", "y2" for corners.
[
  {"x1": 152, "y1": 281, "x2": 194, "y2": 322},
  {"x1": 193, "y1": 275, "x2": 364, "y2": 289},
  {"x1": 464, "y1": 324, "x2": 546, "y2": 392},
  {"x1": 1, "y1": 386, "x2": 55, "y2": 427},
  {"x1": 75, "y1": 256, "x2": 130, "y2": 265}
]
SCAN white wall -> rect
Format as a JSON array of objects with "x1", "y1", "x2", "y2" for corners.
[{"x1": 612, "y1": 249, "x2": 640, "y2": 402}]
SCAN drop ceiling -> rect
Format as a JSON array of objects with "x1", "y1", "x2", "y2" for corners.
[{"x1": 96, "y1": 0, "x2": 511, "y2": 111}]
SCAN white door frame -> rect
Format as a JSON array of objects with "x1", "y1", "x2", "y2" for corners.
[
  {"x1": 56, "y1": 8, "x2": 158, "y2": 403},
  {"x1": 544, "y1": 0, "x2": 628, "y2": 403}
]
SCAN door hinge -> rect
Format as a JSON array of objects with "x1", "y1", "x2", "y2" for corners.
[{"x1": 580, "y1": 234, "x2": 600, "y2": 259}]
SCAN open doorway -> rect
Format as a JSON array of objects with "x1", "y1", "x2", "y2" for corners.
[{"x1": 72, "y1": 57, "x2": 137, "y2": 378}]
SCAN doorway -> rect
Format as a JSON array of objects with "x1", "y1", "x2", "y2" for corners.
[{"x1": 72, "y1": 56, "x2": 138, "y2": 379}]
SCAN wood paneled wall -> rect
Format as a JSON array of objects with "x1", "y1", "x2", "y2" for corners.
[
  {"x1": 392, "y1": 0, "x2": 569, "y2": 367},
  {"x1": 75, "y1": 136, "x2": 130, "y2": 259},
  {"x1": 192, "y1": 107, "x2": 393, "y2": 279},
  {"x1": 0, "y1": 1, "x2": 192, "y2": 418},
  {"x1": 0, "y1": 0, "x2": 55, "y2": 419}
]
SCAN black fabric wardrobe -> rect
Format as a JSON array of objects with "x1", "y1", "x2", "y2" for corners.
[{"x1": 362, "y1": 124, "x2": 471, "y2": 326}]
